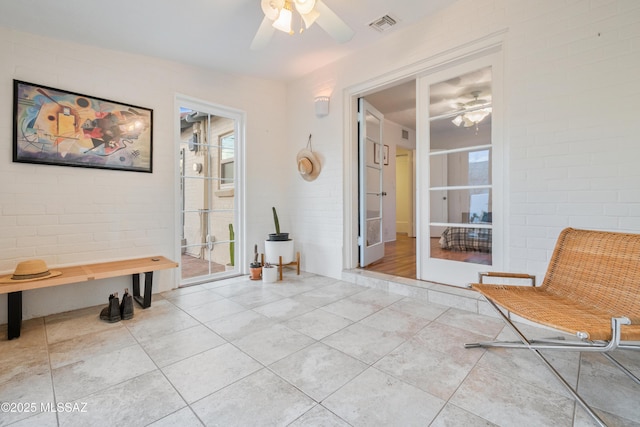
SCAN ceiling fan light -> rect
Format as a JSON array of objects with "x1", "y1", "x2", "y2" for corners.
[
  {"x1": 272, "y1": 4, "x2": 293, "y2": 33},
  {"x1": 261, "y1": 0, "x2": 284, "y2": 21},
  {"x1": 452, "y1": 115, "x2": 464, "y2": 127},
  {"x1": 294, "y1": 0, "x2": 316, "y2": 15},
  {"x1": 252, "y1": 0, "x2": 354, "y2": 48},
  {"x1": 464, "y1": 108, "x2": 491, "y2": 125}
]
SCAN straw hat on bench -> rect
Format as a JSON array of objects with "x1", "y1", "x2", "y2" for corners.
[{"x1": 0, "y1": 259, "x2": 62, "y2": 283}]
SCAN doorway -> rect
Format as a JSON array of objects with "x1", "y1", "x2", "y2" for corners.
[
  {"x1": 347, "y1": 38, "x2": 504, "y2": 287},
  {"x1": 176, "y1": 95, "x2": 245, "y2": 286},
  {"x1": 365, "y1": 146, "x2": 417, "y2": 278},
  {"x1": 360, "y1": 81, "x2": 418, "y2": 279}
]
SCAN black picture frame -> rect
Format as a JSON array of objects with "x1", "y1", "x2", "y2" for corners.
[
  {"x1": 383, "y1": 144, "x2": 389, "y2": 165},
  {"x1": 13, "y1": 80, "x2": 153, "y2": 173}
]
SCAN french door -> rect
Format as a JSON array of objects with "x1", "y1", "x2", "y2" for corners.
[
  {"x1": 176, "y1": 96, "x2": 245, "y2": 286},
  {"x1": 418, "y1": 54, "x2": 503, "y2": 286},
  {"x1": 358, "y1": 98, "x2": 385, "y2": 267}
]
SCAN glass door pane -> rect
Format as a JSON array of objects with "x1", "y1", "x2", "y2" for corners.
[
  {"x1": 179, "y1": 108, "x2": 238, "y2": 284},
  {"x1": 359, "y1": 99, "x2": 385, "y2": 266},
  {"x1": 428, "y1": 66, "x2": 493, "y2": 266}
]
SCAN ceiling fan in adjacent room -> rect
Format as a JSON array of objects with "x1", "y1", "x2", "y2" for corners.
[
  {"x1": 451, "y1": 91, "x2": 492, "y2": 128},
  {"x1": 251, "y1": 0, "x2": 355, "y2": 50}
]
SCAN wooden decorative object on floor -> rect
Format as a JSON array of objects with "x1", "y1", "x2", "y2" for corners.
[
  {"x1": 261, "y1": 252, "x2": 300, "y2": 280},
  {"x1": 278, "y1": 252, "x2": 300, "y2": 280}
]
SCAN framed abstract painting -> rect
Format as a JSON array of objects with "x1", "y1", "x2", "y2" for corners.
[{"x1": 13, "y1": 80, "x2": 153, "y2": 173}]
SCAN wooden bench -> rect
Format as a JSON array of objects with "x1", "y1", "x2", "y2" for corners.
[
  {"x1": 465, "y1": 228, "x2": 640, "y2": 426},
  {"x1": 1, "y1": 256, "x2": 178, "y2": 340}
]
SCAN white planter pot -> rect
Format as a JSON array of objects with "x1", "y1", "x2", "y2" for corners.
[
  {"x1": 264, "y1": 239, "x2": 294, "y2": 264},
  {"x1": 262, "y1": 266, "x2": 278, "y2": 283}
]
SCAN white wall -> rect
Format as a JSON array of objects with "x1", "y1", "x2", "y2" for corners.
[
  {"x1": 380, "y1": 119, "x2": 416, "y2": 243},
  {"x1": 286, "y1": 0, "x2": 640, "y2": 281},
  {"x1": 397, "y1": 127, "x2": 417, "y2": 238},
  {"x1": 0, "y1": 28, "x2": 287, "y2": 323},
  {"x1": 396, "y1": 148, "x2": 412, "y2": 235}
]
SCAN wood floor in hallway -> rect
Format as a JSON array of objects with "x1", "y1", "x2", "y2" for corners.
[
  {"x1": 364, "y1": 233, "x2": 417, "y2": 279},
  {"x1": 364, "y1": 233, "x2": 491, "y2": 279}
]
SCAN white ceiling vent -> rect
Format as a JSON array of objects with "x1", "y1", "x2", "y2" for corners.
[{"x1": 368, "y1": 14, "x2": 398, "y2": 33}]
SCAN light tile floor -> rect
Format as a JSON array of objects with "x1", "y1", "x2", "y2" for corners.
[{"x1": 1, "y1": 272, "x2": 640, "y2": 426}]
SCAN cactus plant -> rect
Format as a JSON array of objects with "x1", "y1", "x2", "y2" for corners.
[
  {"x1": 250, "y1": 244, "x2": 261, "y2": 268},
  {"x1": 249, "y1": 243, "x2": 262, "y2": 279},
  {"x1": 228, "y1": 223, "x2": 234, "y2": 267},
  {"x1": 265, "y1": 207, "x2": 293, "y2": 264},
  {"x1": 272, "y1": 207, "x2": 280, "y2": 234},
  {"x1": 268, "y1": 207, "x2": 289, "y2": 241}
]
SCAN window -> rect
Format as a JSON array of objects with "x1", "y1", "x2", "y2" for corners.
[
  {"x1": 468, "y1": 149, "x2": 491, "y2": 223},
  {"x1": 219, "y1": 132, "x2": 234, "y2": 189}
]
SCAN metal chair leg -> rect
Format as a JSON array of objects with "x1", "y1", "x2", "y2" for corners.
[{"x1": 466, "y1": 298, "x2": 613, "y2": 427}]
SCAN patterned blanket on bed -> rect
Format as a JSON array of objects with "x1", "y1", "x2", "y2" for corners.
[{"x1": 439, "y1": 227, "x2": 492, "y2": 252}]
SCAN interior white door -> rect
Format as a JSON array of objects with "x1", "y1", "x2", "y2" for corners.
[{"x1": 358, "y1": 98, "x2": 385, "y2": 267}]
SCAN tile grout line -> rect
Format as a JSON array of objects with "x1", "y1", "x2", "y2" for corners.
[
  {"x1": 43, "y1": 317, "x2": 61, "y2": 427},
  {"x1": 121, "y1": 301, "x2": 200, "y2": 426}
]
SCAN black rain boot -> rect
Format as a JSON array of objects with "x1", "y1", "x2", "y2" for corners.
[
  {"x1": 100, "y1": 292, "x2": 121, "y2": 323},
  {"x1": 120, "y1": 288, "x2": 134, "y2": 320}
]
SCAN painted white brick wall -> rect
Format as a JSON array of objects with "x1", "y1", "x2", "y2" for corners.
[
  {"x1": 287, "y1": 0, "x2": 640, "y2": 283},
  {"x1": 506, "y1": 0, "x2": 640, "y2": 278},
  {"x1": 0, "y1": 28, "x2": 287, "y2": 323}
]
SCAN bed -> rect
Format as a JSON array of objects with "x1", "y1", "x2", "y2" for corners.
[{"x1": 439, "y1": 227, "x2": 492, "y2": 252}]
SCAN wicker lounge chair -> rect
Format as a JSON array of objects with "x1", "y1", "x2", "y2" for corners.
[{"x1": 466, "y1": 227, "x2": 640, "y2": 426}]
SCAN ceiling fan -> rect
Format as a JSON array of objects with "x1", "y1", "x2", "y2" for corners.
[{"x1": 251, "y1": 0, "x2": 355, "y2": 50}]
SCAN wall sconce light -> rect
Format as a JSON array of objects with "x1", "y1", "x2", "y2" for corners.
[{"x1": 315, "y1": 96, "x2": 330, "y2": 117}]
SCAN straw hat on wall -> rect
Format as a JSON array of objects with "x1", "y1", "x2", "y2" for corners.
[
  {"x1": 0, "y1": 259, "x2": 62, "y2": 284},
  {"x1": 297, "y1": 134, "x2": 322, "y2": 182},
  {"x1": 297, "y1": 148, "x2": 321, "y2": 181}
]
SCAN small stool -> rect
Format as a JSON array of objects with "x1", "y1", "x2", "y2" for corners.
[{"x1": 261, "y1": 252, "x2": 300, "y2": 280}]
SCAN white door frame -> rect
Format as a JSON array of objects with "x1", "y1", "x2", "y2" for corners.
[
  {"x1": 174, "y1": 93, "x2": 247, "y2": 285},
  {"x1": 342, "y1": 31, "x2": 507, "y2": 277}
]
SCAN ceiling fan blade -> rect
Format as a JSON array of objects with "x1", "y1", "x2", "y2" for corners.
[
  {"x1": 314, "y1": 0, "x2": 354, "y2": 43},
  {"x1": 250, "y1": 16, "x2": 276, "y2": 50},
  {"x1": 300, "y1": 9, "x2": 319, "y2": 29}
]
